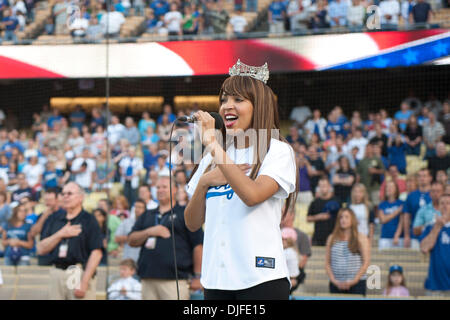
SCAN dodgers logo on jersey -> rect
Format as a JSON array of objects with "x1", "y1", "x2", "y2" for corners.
[{"x1": 206, "y1": 184, "x2": 235, "y2": 200}]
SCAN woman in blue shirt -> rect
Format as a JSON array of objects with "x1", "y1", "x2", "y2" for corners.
[
  {"x1": 387, "y1": 134, "x2": 407, "y2": 174},
  {"x1": 1, "y1": 204, "x2": 34, "y2": 266},
  {"x1": 378, "y1": 180, "x2": 404, "y2": 250}
]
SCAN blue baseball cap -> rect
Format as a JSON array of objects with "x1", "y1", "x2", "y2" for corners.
[{"x1": 389, "y1": 265, "x2": 403, "y2": 274}]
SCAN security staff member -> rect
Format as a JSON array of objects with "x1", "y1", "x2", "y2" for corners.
[
  {"x1": 128, "y1": 175, "x2": 203, "y2": 300},
  {"x1": 37, "y1": 182, "x2": 103, "y2": 300}
]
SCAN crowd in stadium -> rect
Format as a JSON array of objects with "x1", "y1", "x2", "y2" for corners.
[
  {"x1": 0, "y1": 91, "x2": 449, "y2": 298},
  {"x1": 0, "y1": 0, "x2": 446, "y2": 43}
]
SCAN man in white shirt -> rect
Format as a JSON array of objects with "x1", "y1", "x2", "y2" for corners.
[
  {"x1": 163, "y1": 2, "x2": 182, "y2": 36},
  {"x1": 107, "y1": 115, "x2": 125, "y2": 149},
  {"x1": 71, "y1": 147, "x2": 96, "y2": 192},
  {"x1": 70, "y1": 15, "x2": 89, "y2": 38},
  {"x1": 100, "y1": 6, "x2": 125, "y2": 37},
  {"x1": 379, "y1": 0, "x2": 400, "y2": 28},
  {"x1": 347, "y1": 0, "x2": 365, "y2": 30},
  {"x1": 22, "y1": 156, "x2": 45, "y2": 188},
  {"x1": 346, "y1": 127, "x2": 368, "y2": 161},
  {"x1": 229, "y1": 9, "x2": 248, "y2": 36}
]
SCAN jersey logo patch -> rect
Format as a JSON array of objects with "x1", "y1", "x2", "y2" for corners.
[{"x1": 255, "y1": 257, "x2": 275, "y2": 269}]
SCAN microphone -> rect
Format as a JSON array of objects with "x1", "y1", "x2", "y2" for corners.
[{"x1": 177, "y1": 112, "x2": 224, "y2": 130}]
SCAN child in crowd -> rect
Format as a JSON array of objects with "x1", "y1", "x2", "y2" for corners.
[
  {"x1": 383, "y1": 265, "x2": 410, "y2": 297},
  {"x1": 281, "y1": 227, "x2": 300, "y2": 292},
  {"x1": 107, "y1": 259, "x2": 142, "y2": 300}
]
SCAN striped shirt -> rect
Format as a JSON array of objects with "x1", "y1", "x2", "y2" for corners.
[{"x1": 330, "y1": 240, "x2": 366, "y2": 282}]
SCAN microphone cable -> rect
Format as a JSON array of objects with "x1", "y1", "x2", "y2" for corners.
[{"x1": 168, "y1": 120, "x2": 180, "y2": 300}]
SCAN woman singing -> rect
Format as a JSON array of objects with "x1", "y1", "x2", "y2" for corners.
[{"x1": 185, "y1": 60, "x2": 297, "y2": 300}]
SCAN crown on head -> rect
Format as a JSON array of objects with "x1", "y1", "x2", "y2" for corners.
[{"x1": 228, "y1": 59, "x2": 269, "y2": 84}]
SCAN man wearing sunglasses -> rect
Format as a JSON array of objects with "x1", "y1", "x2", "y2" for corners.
[{"x1": 37, "y1": 182, "x2": 103, "y2": 300}]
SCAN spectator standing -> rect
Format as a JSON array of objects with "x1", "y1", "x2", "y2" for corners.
[
  {"x1": 69, "y1": 12, "x2": 89, "y2": 39},
  {"x1": 138, "y1": 111, "x2": 156, "y2": 138},
  {"x1": 123, "y1": 117, "x2": 140, "y2": 147},
  {"x1": 93, "y1": 208, "x2": 109, "y2": 266},
  {"x1": 387, "y1": 134, "x2": 407, "y2": 174},
  {"x1": 22, "y1": 155, "x2": 44, "y2": 190},
  {"x1": 1, "y1": 8, "x2": 19, "y2": 44},
  {"x1": 332, "y1": 156, "x2": 356, "y2": 205},
  {"x1": 52, "y1": 0, "x2": 69, "y2": 35},
  {"x1": 307, "y1": 176, "x2": 341, "y2": 246},
  {"x1": 347, "y1": 0, "x2": 365, "y2": 31},
  {"x1": 378, "y1": 180, "x2": 404, "y2": 249},
  {"x1": 395, "y1": 102, "x2": 413, "y2": 132},
  {"x1": 107, "y1": 259, "x2": 142, "y2": 300},
  {"x1": 404, "y1": 115, "x2": 422, "y2": 155},
  {"x1": 228, "y1": 8, "x2": 248, "y2": 37},
  {"x1": 287, "y1": 0, "x2": 310, "y2": 32},
  {"x1": 409, "y1": 0, "x2": 432, "y2": 25},
  {"x1": 2, "y1": 204, "x2": 34, "y2": 266},
  {"x1": 304, "y1": 109, "x2": 327, "y2": 142},
  {"x1": 38, "y1": 182, "x2": 103, "y2": 300},
  {"x1": 115, "y1": 199, "x2": 146, "y2": 262},
  {"x1": 151, "y1": 0, "x2": 170, "y2": 19},
  {"x1": 347, "y1": 127, "x2": 368, "y2": 161},
  {"x1": 423, "y1": 111, "x2": 445, "y2": 159},
  {"x1": 413, "y1": 181, "x2": 444, "y2": 236},
  {"x1": 427, "y1": 142, "x2": 450, "y2": 180},
  {"x1": 268, "y1": 0, "x2": 286, "y2": 33},
  {"x1": 128, "y1": 176, "x2": 203, "y2": 300},
  {"x1": 309, "y1": 0, "x2": 329, "y2": 29},
  {"x1": 0, "y1": 192, "x2": 11, "y2": 227},
  {"x1": 379, "y1": 0, "x2": 400, "y2": 29},
  {"x1": 71, "y1": 147, "x2": 96, "y2": 192},
  {"x1": 164, "y1": 2, "x2": 183, "y2": 36},
  {"x1": 295, "y1": 145, "x2": 313, "y2": 205},
  {"x1": 30, "y1": 189, "x2": 62, "y2": 266},
  {"x1": 356, "y1": 142, "x2": 385, "y2": 205},
  {"x1": 403, "y1": 168, "x2": 432, "y2": 249},
  {"x1": 328, "y1": 0, "x2": 348, "y2": 27},
  {"x1": 100, "y1": 5, "x2": 125, "y2": 37},
  {"x1": 86, "y1": 16, "x2": 103, "y2": 41},
  {"x1": 119, "y1": 146, "x2": 143, "y2": 206},
  {"x1": 305, "y1": 145, "x2": 326, "y2": 194},
  {"x1": 349, "y1": 183, "x2": 375, "y2": 243},
  {"x1": 69, "y1": 105, "x2": 86, "y2": 133},
  {"x1": 107, "y1": 115, "x2": 126, "y2": 148},
  {"x1": 401, "y1": 0, "x2": 415, "y2": 27},
  {"x1": 325, "y1": 208, "x2": 370, "y2": 295},
  {"x1": 420, "y1": 194, "x2": 450, "y2": 296},
  {"x1": 379, "y1": 164, "x2": 407, "y2": 200},
  {"x1": 93, "y1": 148, "x2": 115, "y2": 192}
]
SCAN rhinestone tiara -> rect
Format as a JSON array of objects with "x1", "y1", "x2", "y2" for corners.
[{"x1": 229, "y1": 59, "x2": 269, "y2": 84}]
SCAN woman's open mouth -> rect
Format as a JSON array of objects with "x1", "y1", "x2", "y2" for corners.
[{"x1": 224, "y1": 114, "x2": 238, "y2": 128}]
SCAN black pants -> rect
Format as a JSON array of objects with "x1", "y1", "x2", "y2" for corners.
[
  {"x1": 204, "y1": 278, "x2": 290, "y2": 300},
  {"x1": 329, "y1": 279, "x2": 366, "y2": 295}
]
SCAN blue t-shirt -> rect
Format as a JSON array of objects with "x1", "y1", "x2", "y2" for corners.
[
  {"x1": 404, "y1": 190, "x2": 432, "y2": 239},
  {"x1": 379, "y1": 199, "x2": 404, "y2": 239},
  {"x1": 151, "y1": 0, "x2": 170, "y2": 17},
  {"x1": 3, "y1": 222, "x2": 32, "y2": 257},
  {"x1": 2, "y1": 16, "x2": 19, "y2": 31},
  {"x1": 47, "y1": 115, "x2": 63, "y2": 129},
  {"x1": 1, "y1": 141, "x2": 25, "y2": 158},
  {"x1": 326, "y1": 120, "x2": 348, "y2": 139},
  {"x1": 268, "y1": 1, "x2": 286, "y2": 21},
  {"x1": 143, "y1": 151, "x2": 159, "y2": 171},
  {"x1": 387, "y1": 143, "x2": 407, "y2": 173},
  {"x1": 43, "y1": 169, "x2": 63, "y2": 189},
  {"x1": 420, "y1": 223, "x2": 450, "y2": 291},
  {"x1": 157, "y1": 113, "x2": 176, "y2": 124},
  {"x1": 394, "y1": 110, "x2": 413, "y2": 131}
]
